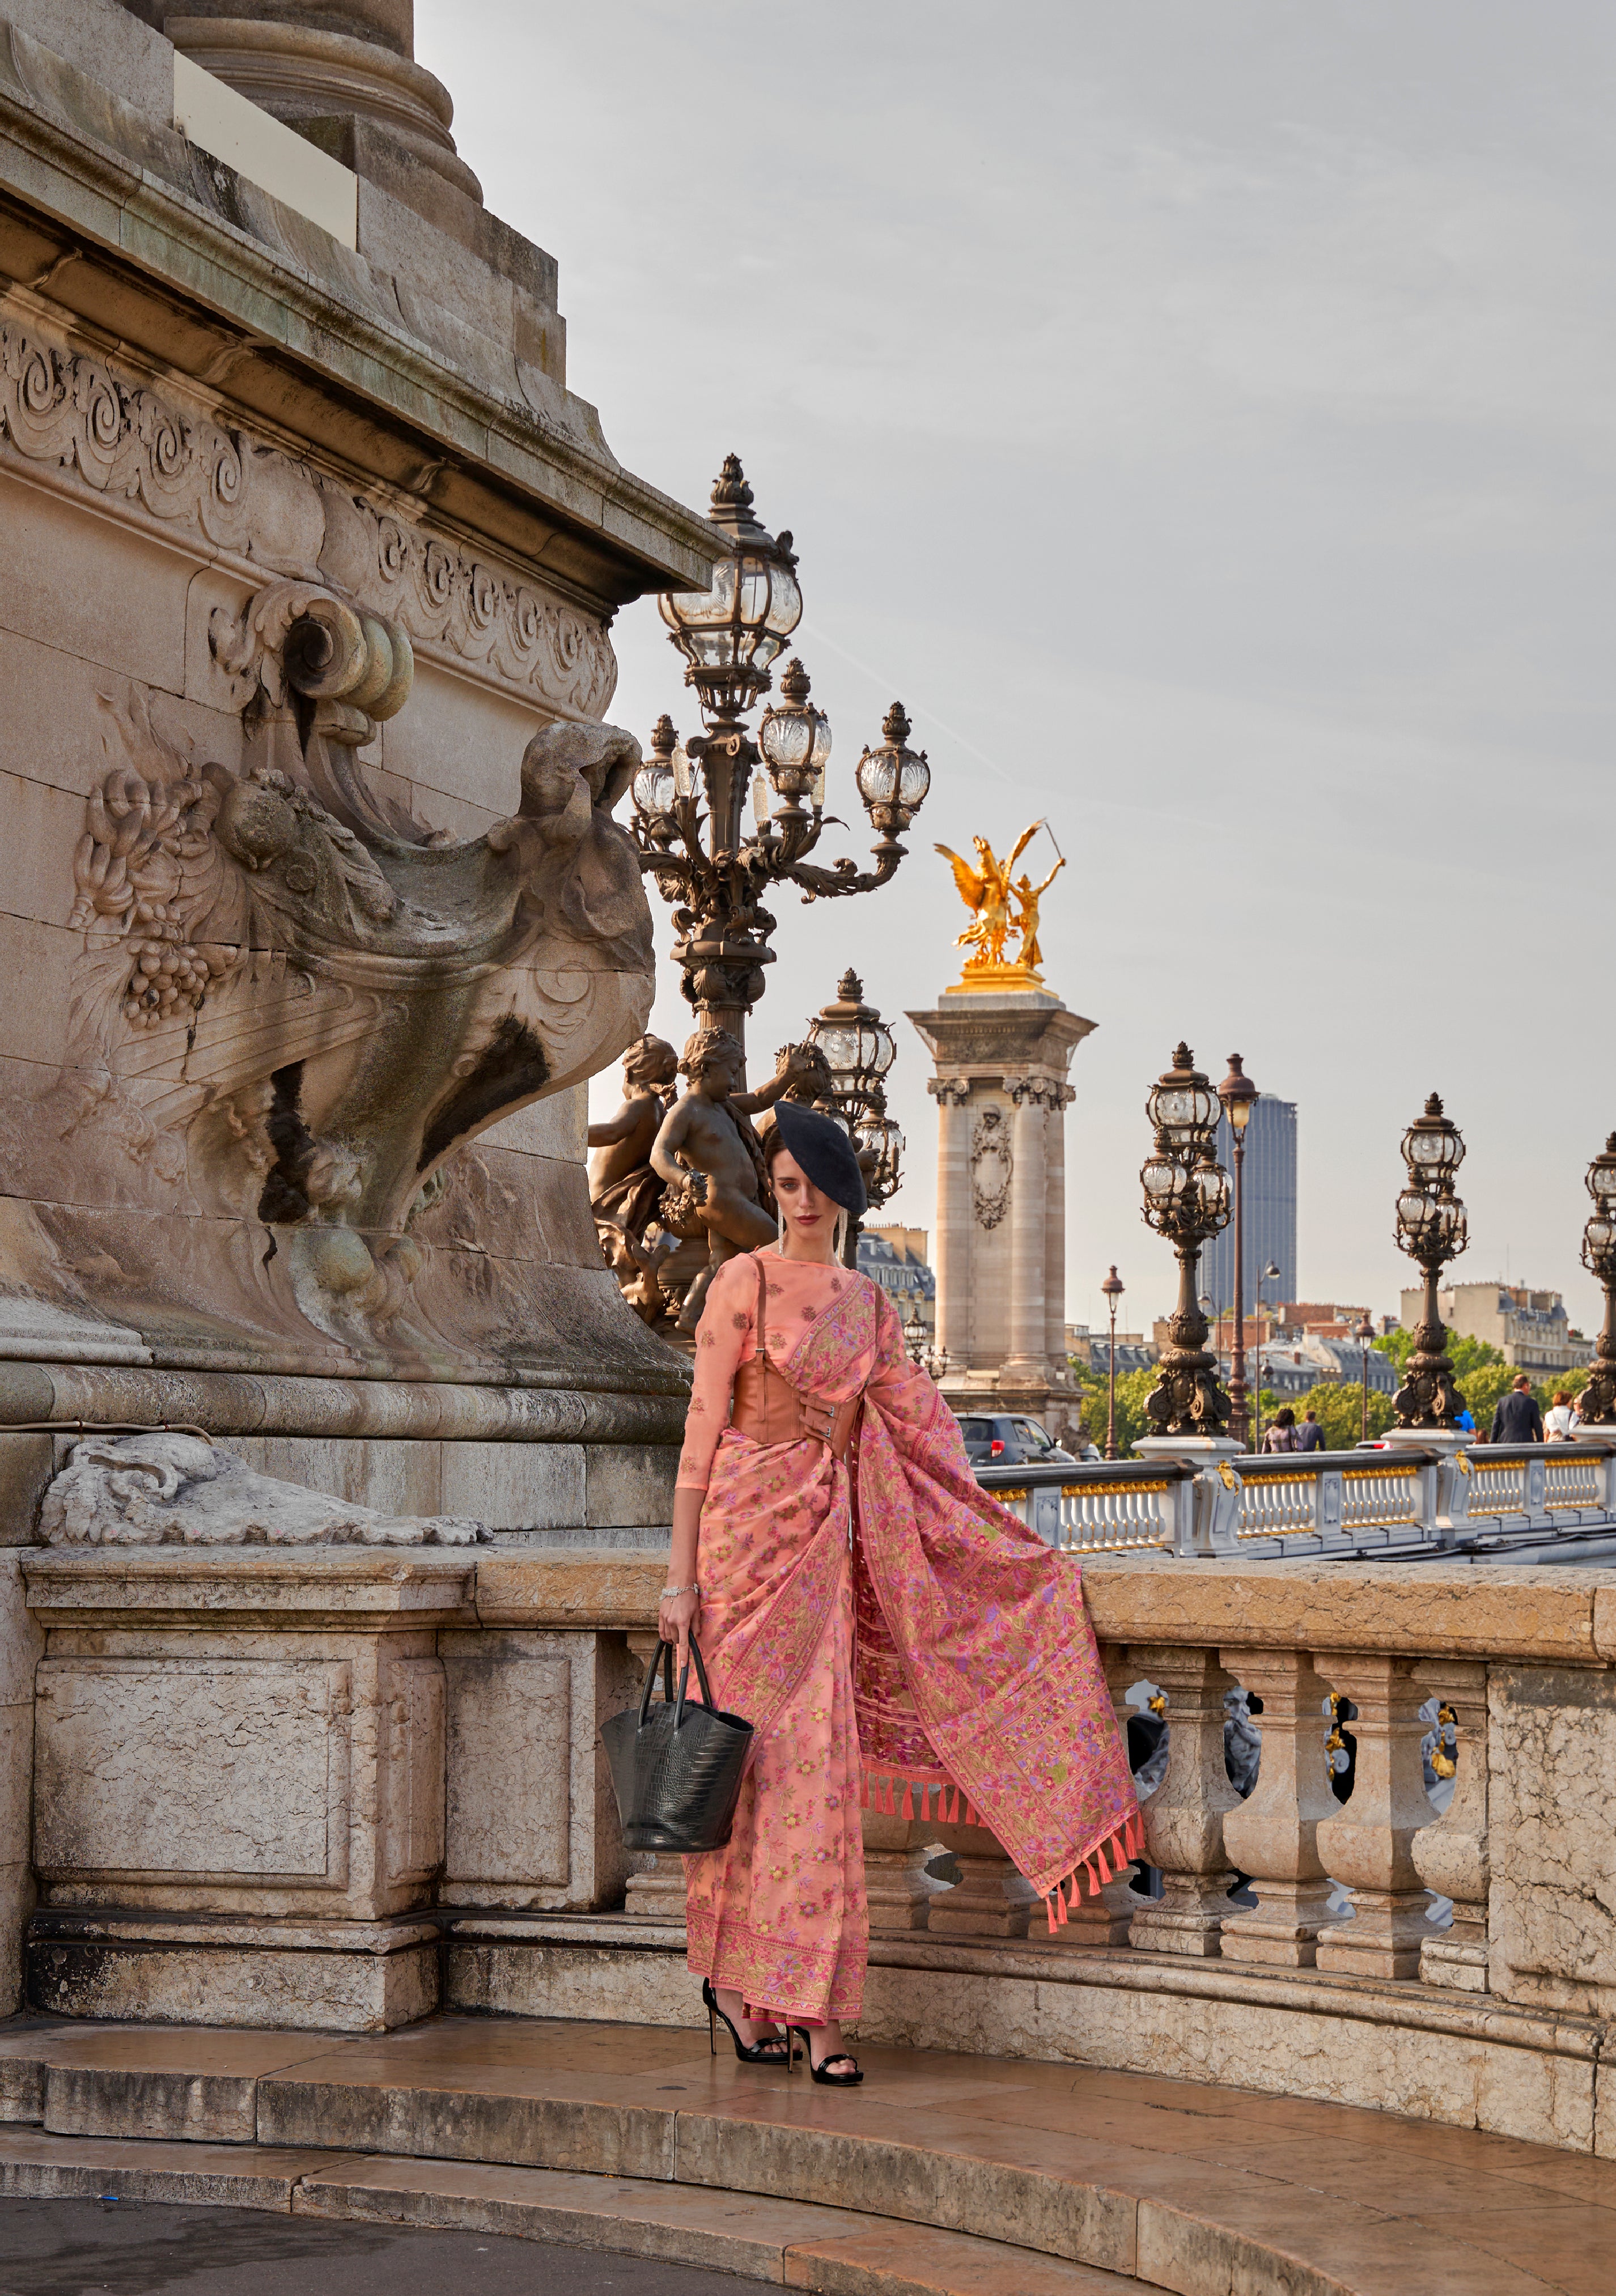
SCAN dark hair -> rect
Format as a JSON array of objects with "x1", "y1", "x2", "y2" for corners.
[
  {"x1": 1304, "y1": 1407, "x2": 1317, "y2": 1419},
  {"x1": 1275, "y1": 1407, "x2": 1296, "y2": 1428}
]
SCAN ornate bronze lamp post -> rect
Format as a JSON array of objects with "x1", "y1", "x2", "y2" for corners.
[
  {"x1": 1101, "y1": 1264, "x2": 1125, "y2": 1459},
  {"x1": 804, "y1": 969, "x2": 904, "y2": 1264},
  {"x1": 1217, "y1": 1054, "x2": 1259, "y2": 1448},
  {"x1": 1139, "y1": 1045, "x2": 1233, "y2": 1438},
  {"x1": 1356, "y1": 1312, "x2": 1376, "y2": 1441},
  {"x1": 632, "y1": 457, "x2": 931, "y2": 1062},
  {"x1": 1391, "y1": 1093, "x2": 1469, "y2": 1431},
  {"x1": 1576, "y1": 1134, "x2": 1616, "y2": 1425}
]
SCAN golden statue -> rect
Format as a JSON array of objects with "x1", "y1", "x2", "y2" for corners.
[{"x1": 935, "y1": 822, "x2": 1064, "y2": 987}]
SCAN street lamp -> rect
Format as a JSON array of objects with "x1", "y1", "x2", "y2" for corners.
[
  {"x1": 1356, "y1": 1313, "x2": 1376, "y2": 1441},
  {"x1": 1391, "y1": 1092, "x2": 1469, "y2": 1430},
  {"x1": 1217, "y1": 1054, "x2": 1260, "y2": 1448},
  {"x1": 1139, "y1": 1045, "x2": 1233, "y2": 1438},
  {"x1": 1577, "y1": 1133, "x2": 1616, "y2": 1425},
  {"x1": 804, "y1": 969, "x2": 905, "y2": 1264},
  {"x1": 637, "y1": 456, "x2": 932, "y2": 1062},
  {"x1": 1101, "y1": 1265, "x2": 1125, "y2": 1459},
  {"x1": 904, "y1": 1305, "x2": 948, "y2": 1382}
]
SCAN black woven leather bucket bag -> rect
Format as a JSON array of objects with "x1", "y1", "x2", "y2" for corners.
[{"x1": 601, "y1": 1635, "x2": 753, "y2": 1854}]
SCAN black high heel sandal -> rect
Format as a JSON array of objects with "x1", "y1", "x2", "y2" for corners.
[
  {"x1": 788, "y1": 2023, "x2": 863, "y2": 2086},
  {"x1": 703, "y1": 1978, "x2": 794, "y2": 2067}
]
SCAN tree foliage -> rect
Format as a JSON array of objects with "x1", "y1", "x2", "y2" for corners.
[
  {"x1": 1288, "y1": 1383, "x2": 1397, "y2": 1451},
  {"x1": 1375, "y1": 1329, "x2": 1589, "y2": 1427}
]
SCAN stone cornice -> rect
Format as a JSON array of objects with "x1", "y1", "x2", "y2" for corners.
[
  {"x1": 906, "y1": 1001, "x2": 1097, "y2": 1078},
  {"x1": 0, "y1": 22, "x2": 719, "y2": 608}
]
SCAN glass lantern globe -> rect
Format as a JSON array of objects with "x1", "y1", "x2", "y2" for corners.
[
  {"x1": 1402, "y1": 1093, "x2": 1465, "y2": 1184},
  {"x1": 632, "y1": 714, "x2": 679, "y2": 820},
  {"x1": 1194, "y1": 1156, "x2": 1231, "y2": 1228},
  {"x1": 1147, "y1": 1046, "x2": 1219, "y2": 1153},
  {"x1": 854, "y1": 1109, "x2": 904, "y2": 1204},
  {"x1": 1586, "y1": 1134, "x2": 1616, "y2": 1209},
  {"x1": 806, "y1": 970, "x2": 896, "y2": 1106},
  {"x1": 658, "y1": 456, "x2": 801, "y2": 721},
  {"x1": 855, "y1": 701, "x2": 931, "y2": 831},
  {"x1": 757, "y1": 659, "x2": 832, "y2": 801},
  {"x1": 1583, "y1": 1212, "x2": 1616, "y2": 1272}
]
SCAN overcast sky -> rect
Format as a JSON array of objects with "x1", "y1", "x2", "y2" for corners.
[{"x1": 421, "y1": 2, "x2": 1616, "y2": 1335}]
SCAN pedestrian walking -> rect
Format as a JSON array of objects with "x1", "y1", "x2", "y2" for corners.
[
  {"x1": 1544, "y1": 1390, "x2": 1578, "y2": 1440},
  {"x1": 1490, "y1": 1375, "x2": 1544, "y2": 1445},
  {"x1": 1262, "y1": 1407, "x2": 1300, "y2": 1453},
  {"x1": 1297, "y1": 1407, "x2": 1325, "y2": 1453}
]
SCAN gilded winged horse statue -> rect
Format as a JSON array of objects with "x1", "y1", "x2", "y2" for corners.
[{"x1": 934, "y1": 822, "x2": 1064, "y2": 977}]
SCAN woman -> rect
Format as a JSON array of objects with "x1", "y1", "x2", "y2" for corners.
[
  {"x1": 660, "y1": 1101, "x2": 1138, "y2": 2088},
  {"x1": 1262, "y1": 1406, "x2": 1299, "y2": 1454},
  {"x1": 1545, "y1": 1390, "x2": 1578, "y2": 1441}
]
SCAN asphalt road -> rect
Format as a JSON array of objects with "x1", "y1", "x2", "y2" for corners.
[{"x1": 0, "y1": 2199, "x2": 748, "y2": 2294}]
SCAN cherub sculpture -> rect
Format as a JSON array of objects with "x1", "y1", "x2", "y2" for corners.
[
  {"x1": 648, "y1": 1031, "x2": 811, "y2": 1332},
  {"x1": 935, "y1": 823, "x2": 1047, "y2": 969},
  {"x1": 588, "y1": 1034, "x2": 680, "y2": 1320}
]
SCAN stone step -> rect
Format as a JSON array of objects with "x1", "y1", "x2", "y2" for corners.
[
  {"x1": 0, "y1": 2012, "x2": 1598, "y2": 2295},
  {"x1": 0, "y1": 2128, "x2": 1140, "y2": 2293}
]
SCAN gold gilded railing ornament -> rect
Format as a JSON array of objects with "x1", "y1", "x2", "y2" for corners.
[{"x1": 1431, "y1": 1702, "x2": 1458, "y2": 1781}]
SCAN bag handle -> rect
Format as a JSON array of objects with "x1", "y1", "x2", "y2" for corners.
[
  {"x1": 637, "y1": 1637, "x2": 676, "y2": 1728},
  {"x1": 638, "y1": 1632, "x2": 718, "y2": 1729},
  {"x1": 674, "y1": 1630, "x2": 717, "y2": 1728}
]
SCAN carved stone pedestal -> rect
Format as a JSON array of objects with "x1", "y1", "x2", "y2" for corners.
[
  {"x1": 1314, "y1": 1654, "x2": 1436, "y2": 1981},
  {"x1": 924, "y1": 1820, "x2": 1035, "y2": 1939},
  {"x1": 860, "y1": 1813, "x2": 935, "y2": 1933},
  {"x1": 1220, "y1": 1648, "x2": 1338, "y2": 1967},
  {"x1": 1412, "y1": 1657, "x2": 1490, "y2": 1992},
  {"x1": 1127, "y1": 1645, "x2": 1240, "y2": 1957}
]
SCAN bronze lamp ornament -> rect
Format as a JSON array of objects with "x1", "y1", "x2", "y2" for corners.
[
  {"x1": 634, "y1": 457, "x2": 931, "y2": 1063},
  {"x1": 1139, "y1": 1044, "x2": 1233, "y2": 1438},
  {"x1": 1577, "y1": 1132, "x2": 1616, "y2": 1425},
  {"x1": 1391, "y1": 1092, "x2": 1469, "y2": 1431}
]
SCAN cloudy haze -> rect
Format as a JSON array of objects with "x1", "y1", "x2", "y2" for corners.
[{"x1": 421, "y1": 1, "x2": 1616, "y2": 1334}]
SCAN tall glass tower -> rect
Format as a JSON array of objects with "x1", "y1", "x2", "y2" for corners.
[{"x1": 1200, "y1": 1093, "x2": 1297, "y2": 1315}]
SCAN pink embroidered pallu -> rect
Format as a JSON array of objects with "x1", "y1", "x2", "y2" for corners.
[{"x1": 676, "y1": 1247, "x2": 1139, "y2": 2027}]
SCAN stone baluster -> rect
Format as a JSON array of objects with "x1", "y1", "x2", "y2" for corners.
[
  {"x1": 1127, "y1": 1645, "x2": 1239, "y2": 1956},
  {"x1": 1411, "y1": 1657, "x2": 1489, "y2": 1992},
  {"x1": 1314, "y1": 1654, "x2": 1435, "y2": 1979},
  {"x1": 860, "y1": 1810, "x2": 934, "y2": 1932},
  {"x1": 620, "y1": 1633, "x2": 688, "y2": 1922},
  {"x1": 1219, "y1": 1648, "x2": 1337, "y2": 1966},
  {"x1": 1058, "y1": 1646, "x2": 1145, "y2": 1947},
  {"x1": 1004, "y1": 1081, "x2": 1048, "y2": 1377},
  {"x1": 925, "y1": 1818, "x2": 1035, "y2": 1938},
  {"x1": 931, "y1": 1079, "x2": 972, "y2": 1363}
]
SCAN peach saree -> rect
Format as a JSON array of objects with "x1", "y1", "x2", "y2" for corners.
[{"x1": 675, "y1": 1246, "x2": 1138, "y2": 2028}]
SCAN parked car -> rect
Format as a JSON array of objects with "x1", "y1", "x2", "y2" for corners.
[{"x1": 955, "y1": 1413, "x2": 1081, "y2": 1468}]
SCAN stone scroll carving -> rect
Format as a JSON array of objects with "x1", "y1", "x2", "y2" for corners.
[
  {"x1": 970, "y1": 1104, "x2": 1013, "y2": 1230},
  {"x1": 40, "y1": 1433, "x2": 482, "y2": 1546},
  {"x1": 0, "y1": 319, "x2": 616, "y2": 718}
]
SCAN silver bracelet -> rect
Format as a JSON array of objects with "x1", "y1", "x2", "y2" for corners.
[{"x1": 660, "y1": 1581, "x2": 699, "y2": 1599}]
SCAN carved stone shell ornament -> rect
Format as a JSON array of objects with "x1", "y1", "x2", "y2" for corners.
[{"x1": 970, "y1": 1104, "x2": 1014, "y2": 1229}]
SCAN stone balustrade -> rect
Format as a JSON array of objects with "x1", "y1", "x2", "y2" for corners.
[
  {"x1": 8, "y1": 1542, "x2": 1616, "y2": 2154},
  {"x1": 982, "y1": 1440, "x2": 1616, "y2": 1563}
]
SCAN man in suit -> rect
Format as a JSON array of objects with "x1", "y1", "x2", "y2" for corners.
[{"x1": 1490, "y1": 1375, "x2": 1544, "y2": 1445}]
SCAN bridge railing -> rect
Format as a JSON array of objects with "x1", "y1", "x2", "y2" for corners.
[{"x1": 978, "y1": 1438, "x2": 1616, "y2": 1561}]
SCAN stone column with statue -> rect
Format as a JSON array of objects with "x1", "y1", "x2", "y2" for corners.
[{"x1": 908, "y1": 824, "x2": 1093, "y2": 1440}]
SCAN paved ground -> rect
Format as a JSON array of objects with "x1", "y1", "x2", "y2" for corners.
[{"x1": 0, "y1": 2197, "x2": 747, "y2": 2295}]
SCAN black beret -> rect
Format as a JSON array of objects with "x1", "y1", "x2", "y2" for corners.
[{"x1": 770, "y1": 1100, "x2": 868, "y2": 1218}]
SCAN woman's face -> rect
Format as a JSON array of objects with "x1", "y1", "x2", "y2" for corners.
[{"x1": 771, "y1": 1149, "x2": 841, "y2": 1254}]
